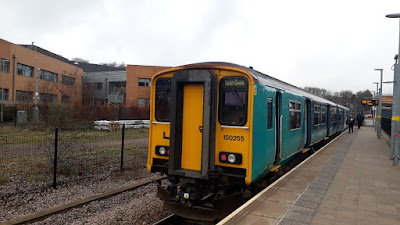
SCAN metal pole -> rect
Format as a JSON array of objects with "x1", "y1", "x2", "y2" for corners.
[
  {"x1": 33, "y1": 58, "x2": 39, "y2": 121},
  {"x1": 375, "y1": 70, "x2": 383, "y2": 139},
  {"x1": 120, "y1": 124, "x2": 125, "y2": 171},
  {"x1": 53, "y1": 128, "x2": 58, "y2": 189},
  {"x1": 378, "y1": 70, "x2": 383, "y2": 139},
  {"x1": 373, "y1": 82, "x2": 379, "y2": 131},
  {"x1": 390, "y1": 19, "x2": 400, "y2": 165},
  {"x1": 1, "y1": 61, "x2": 4, "y2": 123}
]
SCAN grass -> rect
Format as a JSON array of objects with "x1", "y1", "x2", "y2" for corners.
[
  {"x1": 0, "y1": 128, "x2": 149, "y2": 147},
  {"x1": 0, "y1": 128, "x2": 150, "y2": 188}
]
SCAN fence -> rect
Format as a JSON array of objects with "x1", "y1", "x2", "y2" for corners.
[
  {"x1": 382, "y1": 108, "x2": 392, "y2": 136},
  {"x1": 0, "y1": 125, "x2": 148, "y2": 196}
]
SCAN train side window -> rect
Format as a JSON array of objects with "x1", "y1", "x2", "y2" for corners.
[
  {"x1": 289, "y1": 101, "x2": 301, "y2": 130},
  {"x1": 155, "y1": 78, "x2": 171, "y2": 122},
  {"x1": 267, "y1": 98, "x2": 273, "y2": 129},
  {"x1": 331, "y1": 107, "x2": 337, "y2": 122},
  {"x1": 219, "y1": 77, "x2": 248, "y2": 126},
  {"x1": 320, "y1": 106, "x2": 326, "y2": 124},
  {"x1": 314, "y1": 105, "x2": 320, "y2": 125}
]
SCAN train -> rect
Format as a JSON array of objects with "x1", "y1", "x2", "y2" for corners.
[{"x1": 147, "y1": 62, "x2": 349, "y2": 221}]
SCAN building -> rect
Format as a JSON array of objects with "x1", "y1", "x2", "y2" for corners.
[
  {"x1": 126, "y1": 65, "x2": 171, "y2": 109},
  {"x1": 0, "y1": 38, "x2": 83, "y2": 106},
  {"x1": 78, "y1": 62, "x2": 126, "y2": 106}
]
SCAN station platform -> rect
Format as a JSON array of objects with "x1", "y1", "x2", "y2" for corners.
[{"x1": 218, "y1": 124, "x2": 400, "y2": 225}]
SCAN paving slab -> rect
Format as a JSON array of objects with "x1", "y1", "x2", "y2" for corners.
[{"x1": 219, "y1": 127, "x2": 400, "y2": 225}]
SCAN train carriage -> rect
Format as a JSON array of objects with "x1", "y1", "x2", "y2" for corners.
[{"x1": 147, "y1": 62, "x2": 349, "y2": 220}]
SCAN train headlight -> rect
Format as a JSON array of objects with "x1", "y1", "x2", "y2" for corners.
[
  {"x1": 159, "y1": 147, "x2": 166, "y2": 155},
  {"x1": 156, "y1": 146, "x2": 169, "y2": 157},
  {"x1": 228, "y1": 154, "x2": 236, "y2": 163},
  {"x1": 219, "y1": 152, "x2": 242, "y2": 165}
]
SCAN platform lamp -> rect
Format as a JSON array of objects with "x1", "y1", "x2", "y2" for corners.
[
  {"x1": 373, "y1": 82, "x2": 379, "y2": 131},
  {"x1": 386, "y1": 13, "x2": 400, "y2": 166}
]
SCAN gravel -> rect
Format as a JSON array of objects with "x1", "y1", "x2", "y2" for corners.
[{"x1": 0, "y1": 169, "x2": 170, "y2": 224}]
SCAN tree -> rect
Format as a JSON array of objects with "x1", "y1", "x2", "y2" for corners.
[
  {"x1": 71, "y1": 57, "x2": 89, "y2": 63},
  {"x1": 99, "y1": 61, "x2": 126, "y2": 68}
]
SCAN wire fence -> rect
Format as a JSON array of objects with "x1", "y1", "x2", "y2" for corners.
[{"x1": 0, "y1": 126, "x2": 149, "y2": 196}]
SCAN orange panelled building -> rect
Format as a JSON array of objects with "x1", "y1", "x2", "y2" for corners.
[
  {"x1": 0, "y1": 38, "x2": 83, "y2": 105},
  {"x1": 126, "y1": 65, "x2": 171, "y2": 108}
]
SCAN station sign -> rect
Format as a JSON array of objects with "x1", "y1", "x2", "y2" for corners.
[{"x1": 362, "y1": 99, "x2": 379, "y2": 106}]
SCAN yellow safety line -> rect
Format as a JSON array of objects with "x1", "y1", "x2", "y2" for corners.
[{"x1": 392, "y1": 116, "x2": 400, "y2": 121}]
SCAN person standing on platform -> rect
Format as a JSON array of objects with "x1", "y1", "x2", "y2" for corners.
[{"x1": 347, "y1": 114, "x2": 355, "y2": 133}]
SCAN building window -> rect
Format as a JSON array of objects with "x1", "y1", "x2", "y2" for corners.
[
  {"x1": 1, "y1": 59, "x2": 10, "y2": 73},
  {"x1": 17, "y1": 63, "x2": 34, "y2": 77},
  {"x1": 138, "y1": 98, "x2": 150, "y2": 107},
  {"x1": 289, "y1": 101, "x2": 301, "y2": 130},
  {"x1": 95, "y1": 82, "x2": 103, "y2": 90},
  {"x1": 40, "y1": 70, "x2": 58, "y2": 83},
  {"x1": 267, "y1": 98, "x2": 273, "y2": 129},
  {"x1": 138, "y1": 78, "x2": 151, "y2": 87},
  {"x1": 0, "y1": 89, "x2": 9, "y2": 101},
  {"x1": 16, "y1": 90, "x2": 33, "y2": 102},
  {"x1": 40, "y1": 93, "x2": 57, "y2": 104},
  {"x1": 61, "y1": 95, "x2": 71, "y2": 103},
  {"x1": 62, "y1": 75, "x2": 75, "y2": 86}
]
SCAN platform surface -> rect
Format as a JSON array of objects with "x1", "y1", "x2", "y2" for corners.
[{"x1": 218, "y1": 125, "x2": 400, "y2": 225}]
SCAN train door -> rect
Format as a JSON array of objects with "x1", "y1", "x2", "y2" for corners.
[
  {"x1": 305, "y1": 99, "x2": 312, "y2": 147},
  {"x1": 168, "y1": 70, "x2": 217, "y2": 179},
  {"x1": 274, "y1": 92, "x2": 282, "y2": 163}
]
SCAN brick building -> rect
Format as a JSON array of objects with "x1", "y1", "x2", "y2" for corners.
[
  {"x1": 126, "y1": 65, "x2": 171, "y2": 108},
  {"x1": 0, "y1": 38, "x2": 83, "y2": 106}
]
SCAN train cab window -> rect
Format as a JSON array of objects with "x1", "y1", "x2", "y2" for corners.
[
  {"x1": 314, "y1": 105, "x2": 320, "y2": 125},
  {"x1": 289, "y1": 101, "x2": 301, "y2": 130},
  {"x1": 320, "y1": 106, "x2": 326, "y2": 124},
  {"x1": 155, "y1": 78, "x2": 171, "y2": 121},
  {"x1": 267, "y1": 98, "x2": 273, "y2": 129},
  {"x1": 219, "y1": 77, "x2": 248, "y2": 126}
]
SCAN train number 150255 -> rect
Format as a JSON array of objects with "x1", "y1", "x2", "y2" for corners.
[{"x1": 223, "y1": 135, "x2": 244, "y2": 142}]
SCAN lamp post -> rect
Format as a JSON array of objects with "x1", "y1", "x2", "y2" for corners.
[
  {"x1": 386, "y1": 13, "x2": 400, "y2": 165},
  {"x1": 373, "y1": 82, "x2": 379, "y2": 131},
  {"x1": 33, "y1": 57, "x2": 39, "y2": 121},
  {"x1": 375, "y1": 69, "x2": 383, "y2": 139}
]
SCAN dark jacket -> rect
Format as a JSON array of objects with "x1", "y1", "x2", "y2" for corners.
[{"x1": 347, "y1": 117, "x2": 355, "y2": 126}]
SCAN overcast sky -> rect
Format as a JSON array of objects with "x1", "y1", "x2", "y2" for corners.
[{"x1": 2, "y1": 0, "x2": 400, "y2": 94}]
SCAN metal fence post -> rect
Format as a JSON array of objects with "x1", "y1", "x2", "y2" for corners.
[
  {"x1": 121, "y1": 124, "x2": 125, "y2": 171},
  {"x1": 53, "y1": 128, "x2": 58, "y2": 189}
]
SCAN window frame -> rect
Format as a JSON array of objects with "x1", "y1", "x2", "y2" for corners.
[
  {"x1": 154, "y1": 78, "x2": 171, "y2": 122},
  {"x1": 267, "y1": 97, "x2": 273, "y2": 130},
  {"x1": 138, "y1": 78, "x2": 151, "y2": 87},
  {"x1": 1, "y1": 59, "x2": 10, "y2": 73},
  {"x1": 16, "y1": 90, "x2": 33, "y2": 103},
  {"x1": 17, "y1": 63, "x2": 34, "y2": 78},
  {"x1": 218, "y1": 76, "x2": 249, "y2": 126},
  {"x1": 40, "y1": 69, "x2": 58, "y2": 83},
  {"x1": 62, "y1": 75, "x2": 75, "y2": 86},
  {"x1": 289, "y1": 101, "x2": 302, "y2": 130}
]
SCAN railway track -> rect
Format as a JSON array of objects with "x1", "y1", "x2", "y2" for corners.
[{"x1": 2, "y1": 175, "x2": 166, "y2": 225}]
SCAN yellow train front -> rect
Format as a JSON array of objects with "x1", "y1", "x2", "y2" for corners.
[
  {"x1": 147, "y1": 62, "x2": 253, "y2": 221},
  {"x1": 147, "y1": 62, "x2": 348, "y2": 221}
]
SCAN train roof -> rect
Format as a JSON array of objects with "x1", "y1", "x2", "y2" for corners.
[{"x1": 182, "y1": 62, "x2": 342, "y2": 107}]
